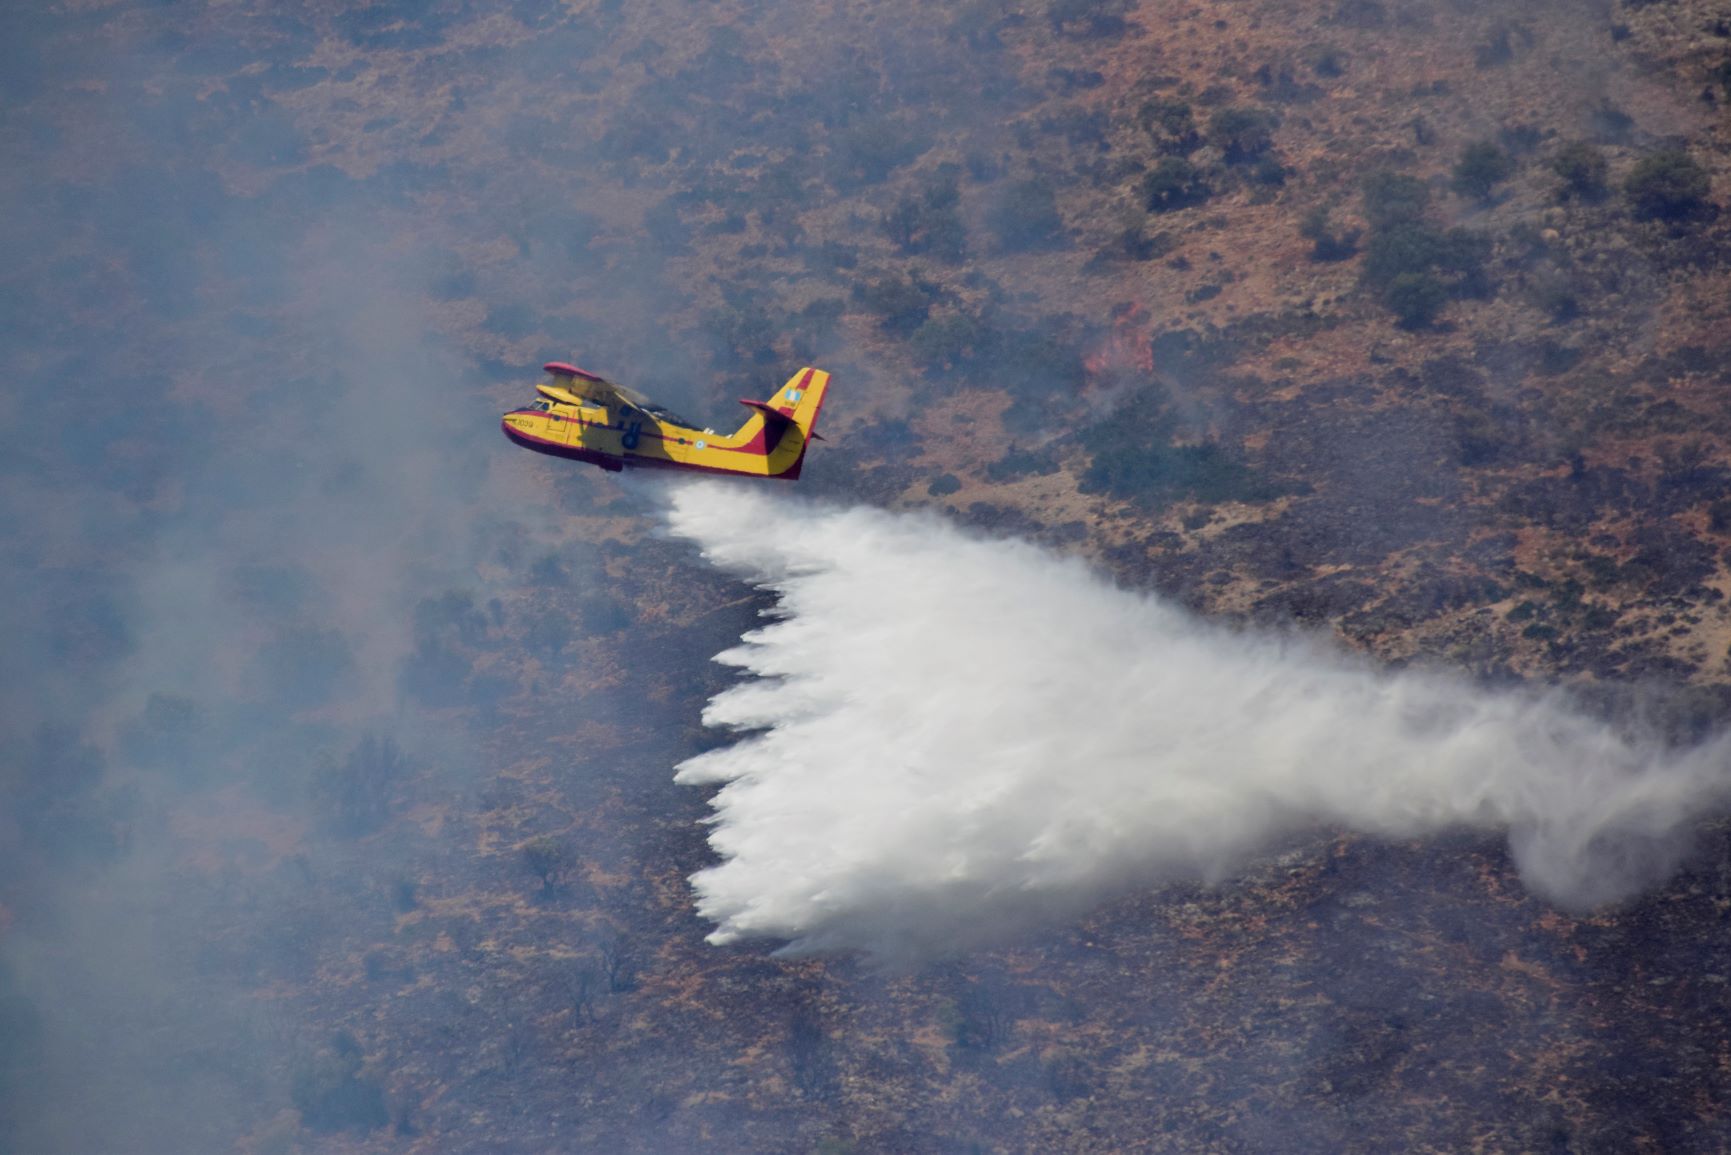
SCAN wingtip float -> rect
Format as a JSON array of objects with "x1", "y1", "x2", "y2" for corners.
[{"x1": 502, "y1": 362, "x2": 831, "y2": 480}]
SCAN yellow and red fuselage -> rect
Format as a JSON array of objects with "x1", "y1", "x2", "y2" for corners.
[{"x1": 501, "y1": 363, "x2": 830, "y2": 479}]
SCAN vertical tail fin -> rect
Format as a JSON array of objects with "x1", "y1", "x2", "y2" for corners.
[
  {"x1": 770, "y1": 367, "x2": 830, "y2": 440},
  {"x1": 733, "y1": 368, "x2": 832, "y2": 478}
]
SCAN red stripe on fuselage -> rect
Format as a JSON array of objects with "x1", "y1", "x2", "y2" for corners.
[
  {"x1": 505, "y1": 410, "x2": 709, "y2": 446},
  {"x1": 501, "y1": 418, "x2": 800, "y2": 478}
]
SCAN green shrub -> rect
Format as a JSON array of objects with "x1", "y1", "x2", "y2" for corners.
[
  {"x1": 1451, "y1": 140, "x2": 1513, "y2": 201},
  {"x1": 1095, "y1": 222, "x2": 1174, "y2": 263},
  {"x1": 1048, "y1": 0, "x2": 1131, "y2": 38},
  {"x1": 1045, "y1": 1048, "x2": 1094, "y2": 1101},
  {"x1": 946, "y1": 983, "x2": 1013, "y2": 1052},
  {"x1": 830, "y1": 119, "x2": 928, "y2": 190},
  {"x1": 1591, "y1": 102, "x2": 1635, "y2": 143},
  {"x1": 1499, "y1": 123, "x2": 1544, "y2": 156},
  {"x1": 973, "y1": 315, "x2": 1091, "y2": 433},
  {"x1": 1360, "y1": 171, "x2": 1430, "y2": 229},
  {"x1": 882, "y1": 173, "x2": 967, "y2": 260},
  {"x1": 1385, "y1": 272, "x2": 1449, "y2": 328},
  {"x1": 1208, "y1": 107, "x2": 1278, "y2": 163},
  {"x1": 314, "y1": 736, "x2": 408, "y2": 838},
  {"x1": 986, "y1": 178, "x2": 1065, "y2": 251},
  {"x1": 909, "y1": 312, "x2": 984, "y2": 370},
  {"x1": 804, "y1": 240, "x2": 858, "y2": 275},
  {"x1": 854, "y1": 274, "x2": 940, "y2": 334},
  {"x1": 1308, "y1": 46, "x2": 1347, "y2": 78},
  {"x1": 522, "y1": 836, "x2": 570, "y2": 897},
  {"x1": 927, "y1": 473, "x2": 963, "y2": 497},
  {"x1": 706, "y1": 211, "x2": 747, "y2": 235},
  {"x1": 1139, "y1": 97, "x2": 1200, "y2": 153},
  {"x1": 1360, "y1": 223, "x2": 1490, "y2": 295},
  {"x1": 292, "y1": 1037, "x2": 388, "y2": 1133},
  {"x1": 985, "y1": 444, "x2": 1060, "y2": 482},
  {"x1": 951, "y1": 0, "x2": 1011, "y2": 48},
  {"x1": 1531, "y1": 272, "x2": 1583, "y2": 323},
  {"x1": 642, "y1": 200, "x2": 688, "y2": 250},
  {"x1": 1625, "y1": 149, "x2": 1711, "y2": 221},
  {"x1": 1251, "y1": 155, "x2": 1288, "y2": 187},
  {"x1": 597, "y1": 110, "x2": 672, "y2": 165},
  {"x1": 1079, "y1": 391, "x2": 1278, "y2": 505},
  {"x1": 988, "y1": 320, "x2": 1089, "y2": 395},
  {"x1": 1334, "y1": 0, "x2": 1385, "y2": 28},
  {"x1": 1143, "y1": 157, "x2": 1211, "y2": 212},
  {"x1": 702, "y1": 290, "x2": 779, "y2": 367},
  {"x1": 1475, "y1": 23, "x2": 1531, "y2": 69},
  {"x1": 1454, "y1": 410, "x2": 1510, "y2": 465},
  {"x1": 1042, "y1": 106, "x2": 1110, "y2": 150},
  {"x1": 1299, "y1": 206, "x2": 1359, "y2": 261},
  {"x1": 1548, "y1": 141, "x2": 1608, "y2": 201},
  {"x1": 1085, "y1": 440, "x2": 1277, "y2": 504},
  {"x1": 791, "y1": 297, "x2": 846, "y2": 354},
  {"x1": 1359, "y1": 172, "x2": 1492, "y2": 325}
]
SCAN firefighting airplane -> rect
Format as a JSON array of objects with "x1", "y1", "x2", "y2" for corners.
[{"x1": 501, "y1": 362, "x2": 830, "y2": 479}]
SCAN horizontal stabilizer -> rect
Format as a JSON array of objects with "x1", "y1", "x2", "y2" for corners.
[{"x1": 738, "y1": 398, "x2": 797, "y2": 445}]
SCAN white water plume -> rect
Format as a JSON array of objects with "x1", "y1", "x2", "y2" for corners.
[{"x1": 664, "y1": 481, "x2": 1731, "y2": 955}]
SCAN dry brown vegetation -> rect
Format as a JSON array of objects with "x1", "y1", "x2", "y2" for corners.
[{"x1": 7, "y1": 0, "x2": 1731, "y2": 1151}]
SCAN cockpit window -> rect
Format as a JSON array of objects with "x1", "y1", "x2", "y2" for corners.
[{"x1": 529, "y1": 399, "x2": 551, "y2": 412}]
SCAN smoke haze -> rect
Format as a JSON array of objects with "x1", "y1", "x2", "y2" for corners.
[
  {"x1": 668, "y1": 480, "x2": 1731, "y2": 954},
  {"x1": 4, "y1": 0, "x2": 1730, "y2": 1148}
]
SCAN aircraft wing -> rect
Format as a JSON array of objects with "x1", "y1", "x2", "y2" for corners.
[
  {"x1": 543, "y1": 361, "x2": 653, "y2": 411},
  {"x1": 596, "y1": 378, "x2": 655, "y2": 410}
]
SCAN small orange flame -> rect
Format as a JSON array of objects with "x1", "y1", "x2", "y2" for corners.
[{"x1": 1084, "y1": 301, "x2": 1154, "y2": 383}]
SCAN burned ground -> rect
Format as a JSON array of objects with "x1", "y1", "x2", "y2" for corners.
[{"x1": 5, "y1": 0, "x2": 1731, "y2": 1151}]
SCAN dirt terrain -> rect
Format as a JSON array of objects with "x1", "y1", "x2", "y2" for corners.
[{"x1": 5, "y1": 0, "x2": 1731, "y2": 1151}]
